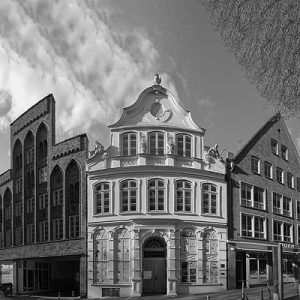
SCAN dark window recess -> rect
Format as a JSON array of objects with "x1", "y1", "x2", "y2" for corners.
[
  {"x1": 144, "y1": 251, "x2": 166, "y2": 258},
  {"x1": 102, "y1": 288, "x2": 120, "y2": 297}
]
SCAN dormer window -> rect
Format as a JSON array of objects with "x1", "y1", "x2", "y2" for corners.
[
  {"x1": 176, "y1": 134, "x2": 191, "y2": 158},
  {"x1": 149, "y1": 132, "x2": 164, "y2": 155},
  {"x1": 121, "y1": 133, "x2": 137, "y2": 156}
]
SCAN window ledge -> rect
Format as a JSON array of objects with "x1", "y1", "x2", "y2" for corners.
[
  {"x1": 240, "y1": 205, "x2": 267, "y2": 212},
  {"x1": 91, "y1": 283, "x2": 131, "y2": 287},
  {"x1": 201, "y1": 214, "x2": 223, "y2": 218},
  {"x1": 240, "y1": 236, "x2": 267, "y2": 241}
]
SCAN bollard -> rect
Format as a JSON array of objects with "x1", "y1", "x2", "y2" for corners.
[
  {"x1": 260, "y1": 289, "x2": 264, "y2": 300},
  {"x1": 58, "y1": 291, "x2": 60, "y2": 300},
  {"x1": 206, "y1": 296, "x2": 210, "y2": 300},
  {"x1": 72, "y1": 290, "x2": 74, "y2": 298}
]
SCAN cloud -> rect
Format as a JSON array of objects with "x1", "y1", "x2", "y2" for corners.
[
  {"x1": 196, "y1": 98, "x2": 215, "y2": 128},
  {"x1": 0, "y1": 0, "x2": 178, "y2": 145}
]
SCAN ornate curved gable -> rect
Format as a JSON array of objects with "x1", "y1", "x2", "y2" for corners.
[{"x1": 109, "y1": 75, "x2": 205, "y2": 133}]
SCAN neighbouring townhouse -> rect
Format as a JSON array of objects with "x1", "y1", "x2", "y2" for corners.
[
  {"x1": 0, "y1": 95, "x2": 88, "y2": 296},
  {"x1": 86, "y1": 75, "x2": 228, "y2": 297},
  {"x1": 227, "y1": 113, "x2": 300, "y2": 289}
]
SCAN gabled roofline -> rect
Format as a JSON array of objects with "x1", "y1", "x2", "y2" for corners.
[
  {"x1": 233, "y1": 112, "x2": 281, "y2": 162},
  {"x1": 233, "y1": 112, "x2": 300, "y2": 164},
  {"x1": 108, "y1": 84, "x2": 206, "y2": 133}
]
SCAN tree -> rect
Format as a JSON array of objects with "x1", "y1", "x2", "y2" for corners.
[{"x1": 201, "y1": 0, "x2": 300, "y2": 118}]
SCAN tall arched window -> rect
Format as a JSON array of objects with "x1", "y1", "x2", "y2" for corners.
[
  {"x1": 176, "y1": 134, "x2": 191, "y2": 157},
  {"x1": 149, "y1": 132, "x2": 164, "y2": 155},
  {"x1": 180, "y1": 228, "x2": 197, "y2": 283},
  {"x1": 114, "y1": 229, "x2": 130, "y2": 283},
  {"x1": 203, "y1": 230, "x2": 219, "y2": 283},
  {"x1": 175, "y1": 180, "x2": 192, "y2": 212},
  {"x1": 120, "y1": 180, "x2": 137, "y2": 212},
  {"x1": 202, "y1": 183, "x2": 217, "y2": 215},
  {"x1": 95, "y1": 182, "x2": 110, "y2": 214},
  {"x1": 94, "y1": 229, "x2": 109, "y2": 283},
  {"x1": 148, "y1": 179, "x2": 164, "y2": 211},
  {"x1": 121, "y1": 132, "x2": 137, "y2": 156}
]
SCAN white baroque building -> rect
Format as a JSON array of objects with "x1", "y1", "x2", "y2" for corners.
[{"x1": 87, "y1": 76, "x2": 227, "y2": 297}]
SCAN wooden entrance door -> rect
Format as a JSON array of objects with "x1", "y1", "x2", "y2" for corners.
[{"x1": 143, "y1": 258, "x2": 166, "y2": 294}]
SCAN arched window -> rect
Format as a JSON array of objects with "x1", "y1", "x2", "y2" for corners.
[
  {"x1": 120, "y1": 180, "x2": 137, "y2": 212},
  {"x1": 148, "y1": 179, "x2": 164, "y2": 211},
  {"x1": 180, "y1": 229, "x2": 197, "y2": 283},
  {"x1": 13, "y1": 139, "x2": 22, "y2": 172},
  {"x1": 94, "y1": 229, "x2": 109, "y2": 283},
  {"x1": 202, "y1": 183, "x2": 217, "y2": 215},
  {"x1": 74, "y1": 182, "x2": 79, "y2": 202},
  {"x1": 203, "y1": 230, "x2": 219, "y2": 283},
  {"x1": 70, "y1": 184, "x2": 74, "y2": 203},
  {"x1": 176, "y1": 134, "x2": 191, "y2": 157},
  {"x1": 149, "y1": 132, "x2": 164, "y2": 155},
  {"x1": 95, "y1": 182, "x2": 110, "y2": 214},
  {"x1": 121, "y1": 132, "x2": 137, "y2": 156},
  {"x1": 114, "y1": 229, "x2": 130, "y2": 283},
  {"x1": 175, "y1": 180, "x2": 192, "y2": 212},
  {"x1": 44, "y1": 140, "x2": 48, "y2": 158}
]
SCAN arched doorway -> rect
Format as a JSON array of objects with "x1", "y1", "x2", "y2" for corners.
[{"x1": 142, "y1": 236, "x2": 167, "y2": 295}]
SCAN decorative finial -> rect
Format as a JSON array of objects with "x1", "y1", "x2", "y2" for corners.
[{"x1": 153, "y1": 74, "x2": 161, "y2": 85}]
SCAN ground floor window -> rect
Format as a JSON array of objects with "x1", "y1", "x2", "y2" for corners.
[{"x1": 181, "y1": 261, "x2": 196, "y2": 283}]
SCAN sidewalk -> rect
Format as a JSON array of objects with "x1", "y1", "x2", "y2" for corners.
[{"x1": 9, "y1": 283, "x2": 300, "y2": 300}]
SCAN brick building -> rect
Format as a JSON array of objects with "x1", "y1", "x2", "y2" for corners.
[
  {"x1": 0, "y1": 95, "x2": 88, "y2": 296},
  {"x1": 227, "y1": 113, "x2": 300, "y2": 289},
  {"x1": 86, "y1": 75, "x2": 228, "y2": 297}
]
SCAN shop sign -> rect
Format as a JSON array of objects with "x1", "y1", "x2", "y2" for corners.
[{"x1": 279, "y1": 243, "x2": 295, "y2": 249}]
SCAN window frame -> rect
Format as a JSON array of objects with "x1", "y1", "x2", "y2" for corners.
[
  {"x1": 273, "y1": 220, "x2": 293, "y2": 243},
  {"x1": 241, "y1": 213, "x2": 266, "y2": 239},
  {"x1": 148, "y1": 178, "x2": 165, "y2": 212},
  {"x1": 271, "y1": 139, "x2": 279, "y2": 155},
  {"x1": 149, "y1": 132, "x2": 165, "y2": 156},
  {"x1": 287, "y1": 173, "x2": 294, "y2": 189},
  {"x1": 202, "y1": 183, "x2": 218, "y2": 215},
  {"x1": 69, "y1": 215, "x2": 80, "y2": 238},
  {"x1": 175, "y1": 180, "x2": 192, "y2": 213},
  {"x1": 281, "y1": 145, "x2": 288, "y2": 161},
  {"x1": 94, "y1": 182, "x2": 111, "y2": 215},
  {"x1": 121, "y1": 132, "x2": 137, "y2": 156},
  {"x1": 276, "y1": 167, "x2": 284, "y2": 184},
  {"x1": 120, "y1": 179, "x2": 138, "y2": 213},
  {"x1": 251, "y1": 156, "x2": 260, "y2": 174},
  {"x1": 176, "y1": 133, "x2": 192, "y2": 158},
  {"x1": 52, "y1": 218, "x2": 63, "y2": 240},
  {"x1": 240, "y1": 182, "x2": 266, "y2": 210},
  {"x1": 264, "y1": 161, "x2": 272, "y2": 179}
]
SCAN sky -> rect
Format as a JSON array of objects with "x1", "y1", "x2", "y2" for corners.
[{"x1": 0, "y1": 0, "x2": 300, "y2": 173}]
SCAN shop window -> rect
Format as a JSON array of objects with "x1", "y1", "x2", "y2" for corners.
[
  {"x1": 120, "y1": 180, "x2": 137, "y2": 212},
  {"x1": 180, "y1": 228, "x2": 197, "y2": 283},
  {"x1": 149, "y1": 132, "x2": 164, "y2": 155},
  {"x1": 148, "y1": 179, "x2": 165, "y2": 211},
  {"x1": 95, "y1": 182, "x2": 110, "y2": 214},
  {"x1": 175, "y1": 180, "x2": 192, "y2": 212},
  {"x1": 203, "y1": 230, "x2": 219, "y2": 283},
  {"x1": 121, "y1": 132, "x2": 137, "y2": 156},
  {"x1": 176, "y1": 134, "x2": 191, "y2": 157},
  {"x1": 114, "y1": 229, "x2": 130, "y2": 283},
  {"x1": 202, "y1": 183, "x2": 217, "y2": 215},
  {"x1": 94, "y1": 229, "x2": 109, "y2": 283}
]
